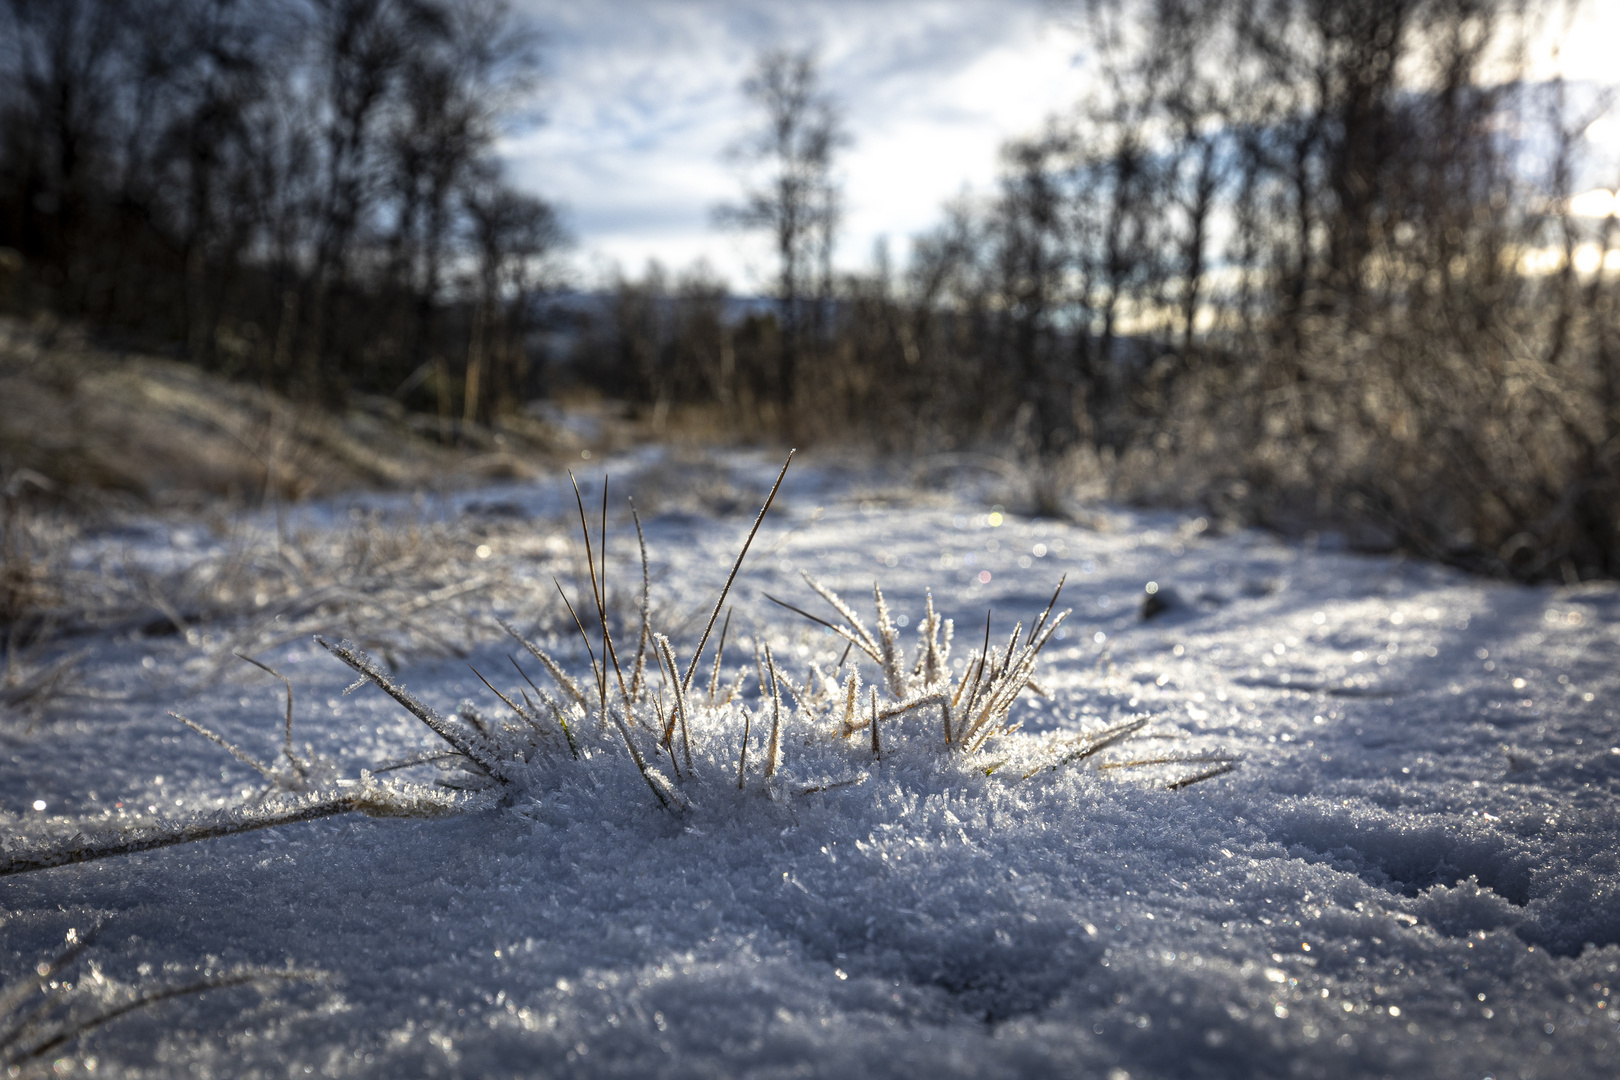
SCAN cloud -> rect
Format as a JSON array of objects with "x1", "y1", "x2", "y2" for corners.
[
  {"x1": 504, "y1": 1, "x2": 1620, "y2": 291},
  {"x1": 504, "y1": 0, "x2": 1084, "y2": 288}
]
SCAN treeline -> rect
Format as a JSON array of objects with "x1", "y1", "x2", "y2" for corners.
[
  {"x1": 578, "y1": 1, "x2": 1619, "y2": 582},
  {"x1": 2, "y1": 0, "x2": 1615, "y2": 580},
  {"x1": 0, "y1": 0, "x2": 560, "y2": 422}
]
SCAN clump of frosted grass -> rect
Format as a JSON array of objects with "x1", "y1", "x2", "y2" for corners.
[
  {"x1": 0, "y1": 923, "x2": 322, "y2": 1070},
  {"x1": 1, "y1": 646, "x2": 88, "y2": 730},
  {"x1": 0, "y1": 452, "x2": 1237, "y2": 877}
]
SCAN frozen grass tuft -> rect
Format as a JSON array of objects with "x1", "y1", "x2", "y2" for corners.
[
  {"x1": 2, "y1": 453, "x2": 1238, "y2": 876},
  {"x1": 0, "y1": 922, "x2": 324, "y2": 1070}
]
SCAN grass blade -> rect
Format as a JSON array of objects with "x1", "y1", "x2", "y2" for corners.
[
  {"x1": 764, "y1": 644, "x2": 783, "y2": 778},
  {"x1": 168, "y1": 712, "x2": 273, "y2": 778},
  {"x1": 629, "y1": 499, "x2": 652, "y2": 701},
  {"x1": 683, "y1": 450, "x2": 794, "y2": 691},
  {"x1": 234, "y1": 651, "x2": 304, "y2": 774},
  {"x1": 498, "y1": 617, "x2": 589, "y2": 711},
  {"x1": 317, "y1": 636, "x2": 502, "y2": 777}
]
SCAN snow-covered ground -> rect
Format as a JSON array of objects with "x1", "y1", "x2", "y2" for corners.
[{"x1": 3, "y1": 447, "x2": 1618, "y2": 1078}]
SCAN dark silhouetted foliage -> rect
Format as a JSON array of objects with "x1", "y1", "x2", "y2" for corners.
[{"x1": 0, "y1": 0, "x2": 562, "y2": 427}]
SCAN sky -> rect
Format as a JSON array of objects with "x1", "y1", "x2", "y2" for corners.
[
  {"x1": 502, "y1": 0, "x2": 1620, "y2": 294},
  {"x1": 501, "y1": 0, "x2": 1086, "y2": 291}
]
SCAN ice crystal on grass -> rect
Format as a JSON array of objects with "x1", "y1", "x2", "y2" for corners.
[
  {"x1": 167, "y1": 652, "x2": 345, "y2": 799},
  {"x1": 304, "y1": 452, "x2": 1212, "y2": 817}
]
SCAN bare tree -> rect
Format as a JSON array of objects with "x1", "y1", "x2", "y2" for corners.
[
  {"x1": 988, "y1": 132, "x2": 1075, "y2": 460},
  {"x1": 0, "y1": 0, "x2": 554, "y2": 418},
  {"x1": 0, "y1": 0, "x2": 127, "y2": 305},
  {"x1": 462, "y1": 177, "x2": 563, "y2": 423},
  {"x1": 297, "y1": 0, "x2": 419, "y2": 394},
  {"x1": 383, "y1": 0, "x2": 539, "y2": 415},
  {"x1": 715, "y1": 48, "x2": 845, "y2": 408}
]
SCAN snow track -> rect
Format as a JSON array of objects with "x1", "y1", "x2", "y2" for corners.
[{"x1": 2, "y1": 448, "x2": 1616, "y2": 1078}]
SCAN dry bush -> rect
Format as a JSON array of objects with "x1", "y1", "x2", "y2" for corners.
[
  {"x1": 1105, "y1": 259, "x2": 1620, "y2": 577},
  {"x1": 563, "y1": 3, "x2": 1619, "y2": 580},
  {"x1": 0, "y1": 317, "x2": 557, "y2": 513}
]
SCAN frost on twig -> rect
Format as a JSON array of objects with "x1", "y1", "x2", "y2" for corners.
[
  {"x1": 0, "y1": 923, "x2": 325, "y2": 1069},
  {"x1": 498, "y1": 617, "x2": 589, "y2": 712},
  {"x1": 317, "y1": 635, "x2": 509, "y2": 781},
  {"x1": 0, "y1": 775, "x2": 456, "y2": 877}
]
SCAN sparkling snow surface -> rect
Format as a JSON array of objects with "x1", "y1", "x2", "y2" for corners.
[{"x1": 3, "y1": 448, "x2": 1619, "y2": 1078}]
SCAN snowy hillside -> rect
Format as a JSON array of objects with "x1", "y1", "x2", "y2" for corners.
[{"x1": 2, "y1": 448, "x2": 1617, "y2": 1078}]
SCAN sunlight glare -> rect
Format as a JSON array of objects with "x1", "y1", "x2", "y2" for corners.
[{"x1": 1569, "y1": 189, "x2": 1617, "y2": 219}]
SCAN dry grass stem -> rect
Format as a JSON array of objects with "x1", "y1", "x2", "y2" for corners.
[
  {"x1": 763, "y1": 645, "x2": 783, "y2": 779},
  {"x1": 0, "y1": 779, "x2": 454, "y2": 877},
  {"x1": 736, "y1": 706, "x2": 753, "y2": 790},
  {"x1": 1, "y1": 924, "x2": 325, "y2": 1069},
  {"x1": 1025, "y1": 716, "x2": 1152, "y2": 778},
  {"x1": 628, "y1": 501, "x2": 652, "y2": 700},
  {"x1": 1166, "y1": 761, "x2": 1240, "y2": 790},
  {"x1": 318, "y1": 636, "x2": 505, "y2": 780},
  {"x1": 231, "y1": 651, "x2": 305, "y2": 774},
  {"x1": 870, "y1": 687, "x2": 881, "y2": 759},
  {"x1": 499, "y1": 618, "x2": 589, "y2": 712},
  {"x1": 681, "y1": 450, "x2": 794, "y2": 691},
  {"x1": 707, "y1": 608, "x2": 732, "y2": 705},
  {"x1": 655, "y1": 634, "x2": 694, "y2": 773}
]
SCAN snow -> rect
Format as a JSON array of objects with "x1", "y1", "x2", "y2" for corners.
[{"x1": 3, "y1": 447, "x2": 1618, "y2": 1077}]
